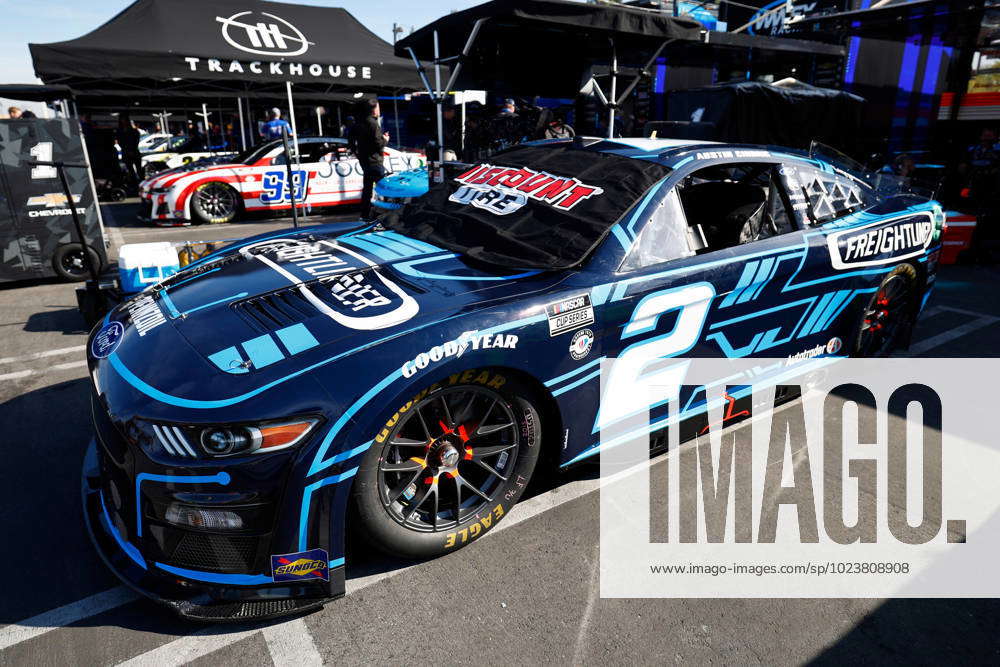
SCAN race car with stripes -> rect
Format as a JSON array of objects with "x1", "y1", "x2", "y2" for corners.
[
  {"x1": 137, "y1": 137, "x2": 425, "y2": 226},
  {"x1": 86, "y1": 137, "x2": 942, "y2": 621}
]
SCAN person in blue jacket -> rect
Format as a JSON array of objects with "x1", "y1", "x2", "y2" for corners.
[{"x1": 260, "y1": 108, "x2": 293, "y2": 140}]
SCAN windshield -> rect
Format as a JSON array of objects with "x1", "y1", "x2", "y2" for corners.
[
  {"x1": 234, "y1": 140, "x2": 280, "y2": 165},
  {"x1": 384, "y1": 143, "x2": 671, "y2": 270},
  {"x1": 810, "y1": 140, "x2": 938, "y2": 199}
]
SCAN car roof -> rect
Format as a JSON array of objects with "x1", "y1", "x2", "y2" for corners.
[{"x1": 521, "y1": 136, "x2": 815, "y2": 169}]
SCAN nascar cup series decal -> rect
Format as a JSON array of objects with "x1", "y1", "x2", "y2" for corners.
[
  {"x1": 450, "y1": 164, "x2": 605, "y2": 216},
  {"x1": 241, "y1": 238, "x2": 419, "y2": 330},
  {"x1": 91, "y1": 321, "x2": 125, "y2": 359},
  {"x1": 547, "y1": 294, "x2": 595, "y2": 336},
  {"x1": 271, "y1": 548, "x2": 330, "y2": 583},
  {"x1": 826, "y1": 213, "x2": 935, "y2": 269}
]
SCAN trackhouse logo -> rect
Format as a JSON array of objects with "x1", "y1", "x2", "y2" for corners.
[{"x1": 216, "y1": 11, "x2": 313, "y2": 56}]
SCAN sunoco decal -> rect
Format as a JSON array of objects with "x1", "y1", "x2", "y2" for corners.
[
  {"x1": 547, "y1": 294, "x2": 595, "y2": 336},
  {"x1": 451, "y1": 164, "x2": 604, "y2": 216},
  {"x1": 826, "y1": 213, "x2": 935, "y2": 269},
  {"x1": 271, "y1": 548, "x2": 329, "y2": 582}
]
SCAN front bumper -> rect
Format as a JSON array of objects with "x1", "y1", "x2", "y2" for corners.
[
  {"x1": 82, "y1": 439, "x2": 344, "y2": 621},
  {"x1": 137, "y1": 197, "x2": 191, "y2": 227}
]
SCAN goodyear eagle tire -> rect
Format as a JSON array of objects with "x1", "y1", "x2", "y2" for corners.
[
  {"x1": 190, "y1": 181, "x2": 239, "y2": 224},
  {"x1": 852, "y1": 263, "x2": 917, "y2": 357},
  {"x1": 352, "y1": 369, "x2": 541, "y2": 559}
]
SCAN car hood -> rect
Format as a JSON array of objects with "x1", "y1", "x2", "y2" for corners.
[
  {"x1": 141, "y1": 162, "x2": 242, "y2": 191},
  {"x1": 102, "y1": 223, "x2": 561, "y2": 391}
]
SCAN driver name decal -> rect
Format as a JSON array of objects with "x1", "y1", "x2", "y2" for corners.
[
  {"x1": 452, "y1": 164, "x2": 604, "y2": 215},
  {"x1": 827, "y1": 213, "x2": 935, "y2": 269}
]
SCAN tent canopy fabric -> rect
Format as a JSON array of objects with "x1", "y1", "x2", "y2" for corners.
[
  {"x1": 666, "y1": 81, "x2": 865, "y2": 153},
  {"x1": 0, "y1": 84, "x2": 75, "y2": 102},
  {"x1": 395, "y1": 0, "x2": 842, "y2": 96},
  {"x1": 30, "y1": 0, "x2": 422, "y2": 93}
]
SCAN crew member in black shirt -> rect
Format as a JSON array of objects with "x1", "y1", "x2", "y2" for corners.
[{"x1": 355, "y1": 98, "x2": 389, "y2": 220}]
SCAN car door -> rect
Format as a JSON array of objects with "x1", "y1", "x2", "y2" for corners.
[{"x1": 606, "y1": 160, "x2": 831, "y2": 363}]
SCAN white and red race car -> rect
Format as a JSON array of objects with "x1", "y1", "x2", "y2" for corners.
[{"x1": 138, "y1": 137, "x2": 425, "y2": 226}]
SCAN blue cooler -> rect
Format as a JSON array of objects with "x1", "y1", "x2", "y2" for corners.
[{"x1": 118, "y1": 242, "x2": 180, "y2": 293}]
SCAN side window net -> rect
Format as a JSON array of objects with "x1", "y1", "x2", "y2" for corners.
[{"x1": 779, "y1": 163, "x2": 868, "y2": 226}]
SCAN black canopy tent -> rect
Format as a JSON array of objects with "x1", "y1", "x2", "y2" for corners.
[
  {"x1": 396, "y1": 0, "x2": 844, "y2": 171},
  {"x1": 30, "y1": 0, "x2": 423, "y2": 151}
]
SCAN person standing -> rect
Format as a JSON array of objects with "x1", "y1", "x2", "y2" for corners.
[
  {"x1": 117, "y1": 114, "x2": 142, "y2": 187},
  {"x1": 355, "y1": 98, "x2": 389, "y2": 220},
  {"x1": 261, "y1": 108, "x2": 293, "y2": 140}
]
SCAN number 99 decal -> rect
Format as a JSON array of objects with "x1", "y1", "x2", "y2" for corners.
[
  {"x1": 261, "y1": 170, "x2": 308, "y2": 203},
  {"x1": 596, "y1": 282, "x2": 716, "y2": 432}
]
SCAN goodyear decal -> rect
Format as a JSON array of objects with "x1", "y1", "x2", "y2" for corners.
[{"x1": 271, "y1": 548, "x2": 329, "y2": 582}]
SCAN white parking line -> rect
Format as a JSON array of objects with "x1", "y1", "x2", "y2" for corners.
[
  {"x1": 0, "y1": 586, "x2": 138, "y2": 651},
  {"x1": 0, "y1": 360, "x2": 88, "y2": 382},
  {"x1": 117, "y1": 624, "x2": 263, "y2": 667},
  {"x1": 903, "y1": 306, "x2": 999, "y2": 357},
  {"x1": 262, "y1": 618, "x2": 323, "y2": 666},
  {"x1": 0, "y1": 346, "x2": 85, "y2": 366}
]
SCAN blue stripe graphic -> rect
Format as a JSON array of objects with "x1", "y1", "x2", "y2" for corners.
[
  {"x1": 159, "y1": 291, "x2": 180, "y2": 318},
  {"x1": 275, "y1": 323, "x2": 319, "y2": 355},
  {"x1": 242, "y1": 334, "x2": 285, "y2": 369},
  {"x1": 155, "y1": 562, "x2": 272, "y2": 585},
  {"x1": 135, "y1": 472, "x2": 230, "y2": 536}
]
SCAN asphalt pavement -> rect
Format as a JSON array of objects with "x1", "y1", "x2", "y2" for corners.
[{"x1": 1, "y1": 204, "x2": 998, "y2": 665}]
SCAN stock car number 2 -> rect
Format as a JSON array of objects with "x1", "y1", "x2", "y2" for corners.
[{"x1": 261, "y1": 170, "x2": 309, "y2": 203}]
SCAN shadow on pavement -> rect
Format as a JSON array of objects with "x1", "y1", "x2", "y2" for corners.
[
  {"x1": 22, "y1": 306, "x2": 89, "y2": 335},
  {"x1": 810, "y1": 598, "x2": 1000, "y2": 664}
]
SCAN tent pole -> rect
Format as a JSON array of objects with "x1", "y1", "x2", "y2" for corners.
[
  {"x1": 198, "y1": 103, "x2": 211, "y2": 146},
  {"x1": 608, "y1": 40, "x2": 617, "y2": 139},
  {"x1": 461, "y1": 96, "x2": 466, "y2": 155},
  {"x1": 237, "y1": 97, "x2": 247, "y2": 150},
  {"x1": 434, "y1": 29, "x2": 444, "y2": 182},
  {"x1": 337, "y1": 105, "x2": 342, "y2": 137},
  {"x1": 434, "y1": 30, "x2": 444, "y2": 162},
  {"x1": 316, "y1": 106, "x2": 322, "y2": 135},
  {"x1": 286, "y1": 81, "x2": 300, "y2": 164},
  {"x1": 393, "y1": 91, "x2": 401, "y2": 149}
]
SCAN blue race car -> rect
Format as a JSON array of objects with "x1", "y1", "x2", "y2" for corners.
[
  {"x1": 84, "y1": 137, "x2": 942, "y2": 620},
  {"x1": 372, "y1": 165, "x2": 429, "y2": 212}
]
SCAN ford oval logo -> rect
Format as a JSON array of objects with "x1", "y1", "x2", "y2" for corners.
[{"x1": 91, "y1": 321, "x2": 125, "y2": 359}]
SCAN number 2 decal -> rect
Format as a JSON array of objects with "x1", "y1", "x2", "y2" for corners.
[
  {"x1": 596, "y1": 282, "x2": 715, "y2": 432},
  {"x1": 261, "y1": 170, "x2": 308, "y2": 203}
]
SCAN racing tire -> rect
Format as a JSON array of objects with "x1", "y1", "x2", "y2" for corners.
[
  {"x1": 852, "y1": 263, "x2": 918, "y2": 357},
  {"x1": 190, "y1": 181, "x2": 240, "y2": 225},
  {"x1": 352, "y1": 369, "x2": 542, "y2": 559},
  {"x1": 52, "y1": 243, "x2": 101, "y2": 282}
]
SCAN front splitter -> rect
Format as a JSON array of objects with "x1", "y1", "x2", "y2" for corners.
[{"x1": 81, "y1": 439, "x2": 343, "y2": 622}]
